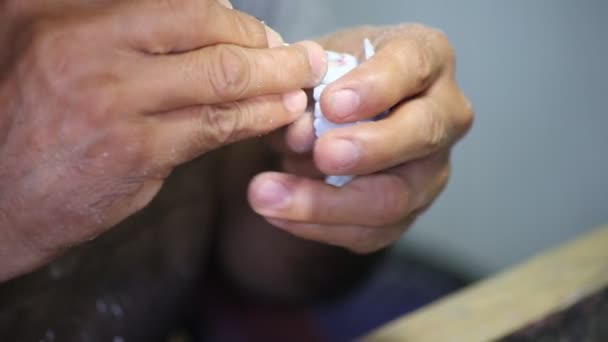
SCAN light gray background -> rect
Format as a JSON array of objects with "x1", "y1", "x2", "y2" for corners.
[{"x1": 243, "y1": 0, "x2": 608, "y2": 278}]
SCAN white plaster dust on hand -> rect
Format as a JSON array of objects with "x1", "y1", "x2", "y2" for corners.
[{"x1": 313, "y1": 39, "x2": 381, "y2": 187}]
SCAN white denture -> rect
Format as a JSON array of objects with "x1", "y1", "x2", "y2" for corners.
[{"x1": 313, "y1": 39, "x2": 381, "y2": 187}]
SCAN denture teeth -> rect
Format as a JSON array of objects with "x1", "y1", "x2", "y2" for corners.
[{"x1": 313, "y1": 39, "x2": 379, "y2": 187}]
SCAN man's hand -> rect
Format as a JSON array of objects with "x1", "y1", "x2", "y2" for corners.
[
  {"x1": 0, "y1": 0, "x2": 326, "y2": 281},
  {"x1": 250, "y1": 24, "x2": 474, "y2": 253}
]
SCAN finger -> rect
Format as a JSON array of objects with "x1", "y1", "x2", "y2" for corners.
[
  {"x1": 285, "y1": 111, "x2": 316, "y2": 154},
  {"x1": 248, "y1": 172, "x2": 413, "y2": 227},
  {"x1": 250, "y1": 151, "x2": 450, "y2": 227},
  {"x1": 120, "y1": 0, "x2": 268, "y2": 53},
  {"x1": 320, "y1": 35, "x2": 442, "y2": 123},
  {"x1": 265, "y1": 218, "x2": 407, "y2": 254},
  {"x1": 148, "y1": 90, "x2": 308, "y2": 166},
  {"x1": 265, "y1": 110, "x2": 315, "y2": 157},
  {"x1": 135, "y1": 41, "x2": 326, "y2": 112},
  {"x1": 314, "y1": 82, "x2": 472, "y2": 176}
]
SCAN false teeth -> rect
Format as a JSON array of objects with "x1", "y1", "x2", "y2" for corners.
[{"x1": 313, "y1": 39, "x2": 380, "y2": 187}]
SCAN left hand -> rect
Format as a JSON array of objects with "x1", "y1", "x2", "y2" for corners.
[{"x1": 248, "y1": 24, "x2": 474, "y2": 254}]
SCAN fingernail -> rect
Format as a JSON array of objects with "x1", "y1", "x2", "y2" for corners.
[
  {"x1": 328, "y1": 89, "x2": 360, "y2": 119},
  {"x1": 301, "y1": 42, "x2": 327, "y2": 82},
  {"x1": 265, "y1": 25, "x2": 284, "y2": 48},
  {"x1": 329, "y1": 139, "x2": 359, "y2": 170},
  {"x1": 282, "y1": 90, "x2": 307, "y2": 114},
  {"x1": 256, "y1": 179, "x2": 291, "y2": 210}
]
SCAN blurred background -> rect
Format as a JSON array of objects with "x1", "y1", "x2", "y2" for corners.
[{"x1": 256, "y1": 0, "x2": 608, "y2": 279}]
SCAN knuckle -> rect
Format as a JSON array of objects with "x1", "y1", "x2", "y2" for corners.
[
  {"x1": 208, "y1": 45, "x2": 252, "y2": 101},
  {"x1": 290, "y1": 44, "x2": 314, "y2": 81},
  {"x1": 419, "y1": 102, "x2": 446, "y2": 151},
  {"x1": 428, "y1": 27, "x2": 456, "y2": 64},
  {"x1": 139, "y1": 0, "x2": 192, "y2": 53},
  {"x1": 438, "y1": 163, "x2": 451, "y2": 190},
  {"x1": 21, "y1": 19, "x2": 123, "y2": 120},
  {"x1": 197, "y1": 104, "x2": 242, "y2": 147},
  {"x1": 425, "y1": 25, "x2": 450, "y2": 46},
  {"x1": 27, "y1": 21, "x2": 74, "y2": 72},
  {"x1": 229, "y1": 12, "x2": 267, "y2": 47},
  {"x1": 391, "y1": 37, "x2": 433, "y2": 90},
  {"x1": 408, "y1": 42, "x2": 434, "y2": 89},
  {"x1": 389, "y1": 25, "x2": 443, "y2": 89},
  {"x1": 458, "y1": 93, "x2": 475, "y2": 133}
]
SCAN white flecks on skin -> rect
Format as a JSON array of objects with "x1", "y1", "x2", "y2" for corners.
[{"x1": 102, "y1": 152, "x2": 109, "y2": 158}]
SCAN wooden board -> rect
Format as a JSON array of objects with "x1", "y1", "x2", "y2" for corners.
[{"x1": 364, "y1": 225, "x2": 608, "y2": 342}]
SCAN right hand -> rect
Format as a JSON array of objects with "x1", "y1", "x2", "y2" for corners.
[{"x1": 0, "y1": 0, "x2": 327, "y2": 281}]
